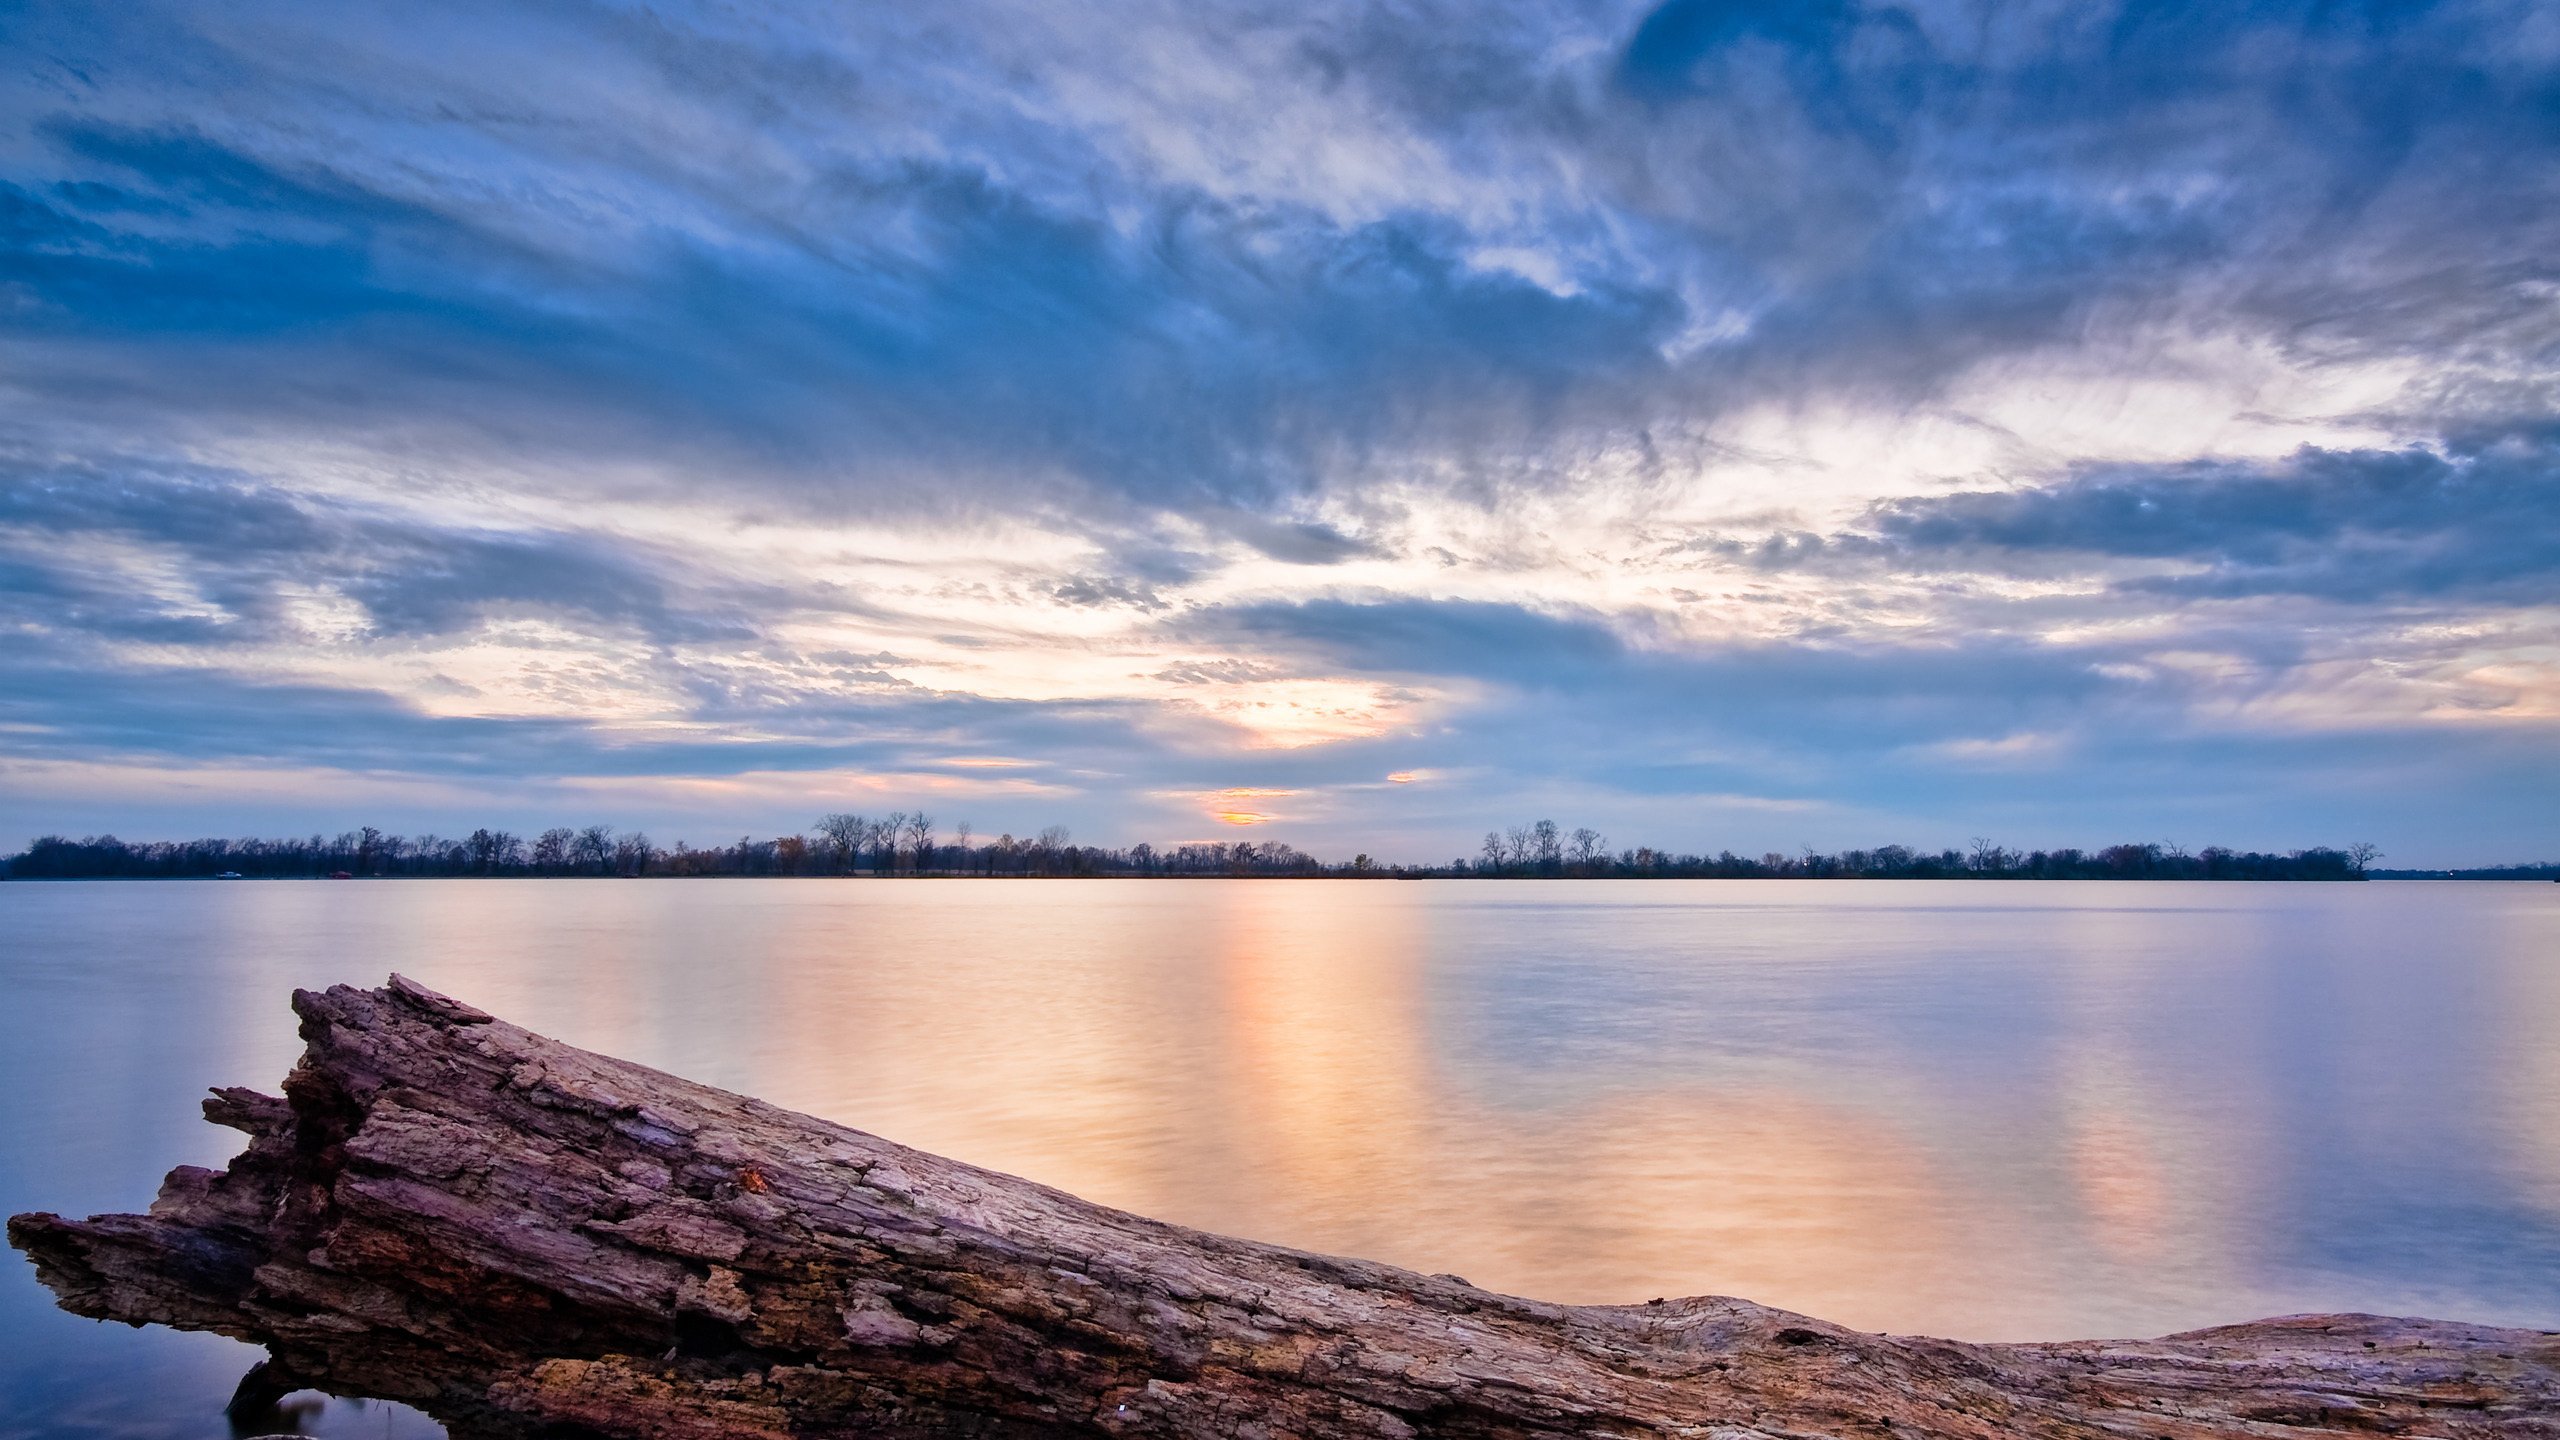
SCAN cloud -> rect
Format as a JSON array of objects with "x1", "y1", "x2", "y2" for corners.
[
  {"x1": 2, "y1": 0, "x2": 2558, "y2": 861},
  {"x1": 0, "y1": 447, "x2": 777, "y2": 645},
  {"x1": 1234, "y1": 518, "x2": 1386, "y2": 565},
  {"x1": 1186, "y1": 597, "x2": 1624, "y2": 682},
  {"x1": 3, "y1": 104, "x2": 1681, "y2": 520},
  {"x1": 1049, "y1": 575, "x2": 1171, "y2": 611},
  {"x1": 1151, "y1": 658, "x2": 1295, "y2": 686},
  {"x1": 1717, "y1": 431, "x2": 2560, "y2": 605},
  {"x1": 17, "y1": 0, "x2": 2546, "y2": 523}
]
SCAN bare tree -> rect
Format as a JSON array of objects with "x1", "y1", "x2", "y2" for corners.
[
  {"x1": 1569, "y1": 827, "x2": 1605, "y2": 870},
  {"x1": 612, "y1": 830, "x2": 655, "y2": 877},
  {"x1": 410, "y1": 835, "x2": 450, "y2": 873},
  {"x1": 953, "y1": 821, "x2": 973, "y2": 874},
  {"x1": 814, "y1": 813, "x2": 866, "y2": 874},
  {"x1": 2347, "y1": 841, "x2": 2383, "y2": 875},
  {"x1": 1034, "y1": 826, "x2": 1071, "y2": 875},
  {"x1": 903, "y1": 812, "x2": 935, "y2": 873},
  {"x1": 531, "y1": 828, "x2": 573, "y2": 873},
  {"x1": 874, "y1": 813, "x2": 907, "y2": 874},
  {"x1": 573, "y1": 826, "x2": 615, "y2": 875},
  {"x1": 1480, "y1": 831, "x2": 1505, "y2": 872}
]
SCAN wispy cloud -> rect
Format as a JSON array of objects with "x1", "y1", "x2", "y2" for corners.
[{"x1": 2, "y1": 0, "x2": 2555, "y2": 862}]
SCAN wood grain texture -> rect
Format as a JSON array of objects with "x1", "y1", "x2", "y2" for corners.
[{"x1": 13, "y1": 977, "x2": 2559, "y2": 1439}]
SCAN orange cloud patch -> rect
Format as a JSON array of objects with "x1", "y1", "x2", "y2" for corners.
[
  {"x1": 1205, "y1": 786, "x2": 1294, "y2": 826},
  {"x1": 1387, "y1": 770, "x2": 1419, "y2": 783}
]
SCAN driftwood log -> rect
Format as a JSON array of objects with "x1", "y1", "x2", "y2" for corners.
[{"x1": 12, "y1": 978, "x2": 2559, "y2": 1439}]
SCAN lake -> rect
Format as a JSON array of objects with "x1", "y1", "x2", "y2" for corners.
[{"x1": 3, "y1": 878, "x2": 2556, "y2": 1438}]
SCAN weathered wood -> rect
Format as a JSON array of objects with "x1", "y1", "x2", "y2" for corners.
[{"x1": 11, "y1": 977, "x2": 2559, "y2": 1439}]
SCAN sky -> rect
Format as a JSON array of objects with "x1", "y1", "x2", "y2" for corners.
[{"x1": 1, "y1": 0, "x2": 2556, "y2": 864}]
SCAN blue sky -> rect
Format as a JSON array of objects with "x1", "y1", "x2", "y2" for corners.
[{"x1": 2, "y1": 0, "x2": 2556, "y2": 863}]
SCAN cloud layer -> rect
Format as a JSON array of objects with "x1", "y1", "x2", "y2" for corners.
[{"x1": 2, "y1": 0, "x2": 2555, "y2": 861}]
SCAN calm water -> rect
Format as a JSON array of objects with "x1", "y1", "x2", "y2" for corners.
[{"x1": 3, "y1": 878, "x2": 2557, "y2": 1438}]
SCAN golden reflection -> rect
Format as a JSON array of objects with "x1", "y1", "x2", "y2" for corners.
[
  {"x1": 2065, "y1": 1100, "x2": 2172, "y2": 1262},
  {"x1": 738, "y1": 886, "x2": 1227, "y2": 1218},
  {"x1": 1432, "y1": 1087, "x2": 1960, "y2": 1323},
  {"x1": 298, "y1": 882, "x2": 2206, "y2": 1337},
  {"x1": 143, "y1": 877, "x2": 2560, "y2": 1344},
  {"x1": 2047, "y1": 909, "x2": 2189, "y2": 1253},
  {"x1": 1209, "y1": 885, "x2": 1431, "y2": 1258}
]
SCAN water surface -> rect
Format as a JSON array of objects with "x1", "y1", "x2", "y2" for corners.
[{"x1": 4, "y1": 878, "x2": 2557, "y2": 1438}]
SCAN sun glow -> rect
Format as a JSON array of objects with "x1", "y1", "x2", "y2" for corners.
[{"x1": 1203, "y1": 787, "x2": 1293, "y2": 826}]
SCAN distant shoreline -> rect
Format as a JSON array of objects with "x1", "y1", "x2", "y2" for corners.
[
  {"x1": 13, "y1": 829, "x2": 2548, "y2": 882},
  {"x1": 10, "y1": 871, "x2": 2558, "y2": 881},
  {"x1": 10, "y1": 860, "x2": 2549, "y2": 876}
]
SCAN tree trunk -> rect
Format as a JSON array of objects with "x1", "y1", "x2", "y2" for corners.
[{"x1": 12, "y1": 978, "x2": 2558, "y2": 1439}]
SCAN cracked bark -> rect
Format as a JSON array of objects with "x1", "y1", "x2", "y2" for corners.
[{"x1": 11, "y1": 977, "x2": 2559, "y2": 1439}]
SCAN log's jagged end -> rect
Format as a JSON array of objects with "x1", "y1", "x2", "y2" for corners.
[
  {"x1": 13, "y1": 977, "x2": 2560, "y2": 1440},
  {"x1": 383, "y1": 972, "x2": 496, "y2": 1025}
]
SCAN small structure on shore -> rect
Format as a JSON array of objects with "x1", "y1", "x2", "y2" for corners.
[{"x1": 13, "y1": 977, "x2": 2558, "y2": 1438}]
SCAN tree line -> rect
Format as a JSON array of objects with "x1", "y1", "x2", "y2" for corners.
[
  {"x1": 0, "y1": 815, "x2": 1323, "y2": 880},
  {"x1": 1448, "y1": 823, "x2": 2384, "y2": 880},
  {"x1": 2369, "y1": 862, "x2": 2560, "y2": 880},
  {"x1": 0, "y1": 821, "x2": 2401, "y2": 881}
]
